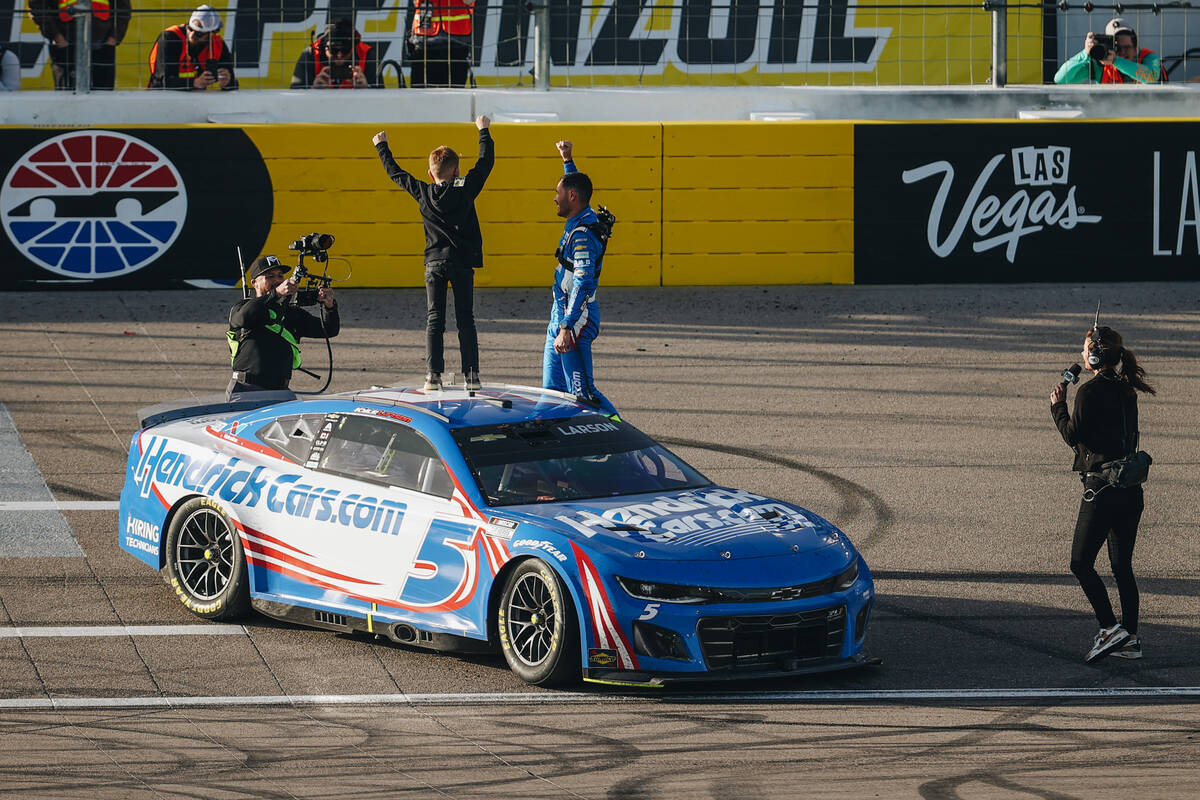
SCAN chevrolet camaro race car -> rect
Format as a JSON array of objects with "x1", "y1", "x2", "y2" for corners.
[{"x1": 119, "y1": 384, "x2": 875, "y2": 687}]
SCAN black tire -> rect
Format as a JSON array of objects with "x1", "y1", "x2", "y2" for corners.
[
  {"x1": 497, "y1": 559, "x2": 580, "y2": 686},
  {"x1": 162, "y1": 497, "x2": 250, "y2": 621}
]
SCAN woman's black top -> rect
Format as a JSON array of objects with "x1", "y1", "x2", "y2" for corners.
[{"x1": 1051, "y1": 370, "x2": 1138, "y2": 473}]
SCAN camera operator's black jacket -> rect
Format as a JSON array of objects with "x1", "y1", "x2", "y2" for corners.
[
  {"x1": 290, "y1": 35, "x2": 382, "y2": 89},
  {"x1": 228, "y1": 291, "x2": 339, "y2": 390},
  {"x1": 1051, "y1": 370, "x2": 1138, "y2": 473},
  {"x1": 375, "y1": 127, "x2": 494, "y2": 268}
]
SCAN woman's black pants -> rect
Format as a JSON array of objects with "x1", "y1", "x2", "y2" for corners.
[{"x1": 1069, "y1": 480, "x2": 1143, "y2": 633}]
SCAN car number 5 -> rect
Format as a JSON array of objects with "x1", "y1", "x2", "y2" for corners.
[{"x1": 638, "y1": 603, "x2": 661, "y2": 621}]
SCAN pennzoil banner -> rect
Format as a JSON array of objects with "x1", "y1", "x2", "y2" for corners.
[
  {"x1": 853, "y1": 122, "x2": 1200, "y2": 283},
  {"x1": 3, "y1": 0, "x2": 1042, "y2": 89}
]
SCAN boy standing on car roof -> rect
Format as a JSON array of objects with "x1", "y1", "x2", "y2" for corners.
[
  {"x1": 372, "y1": 116, "x2": 494, "y2": 392},
  {"x1": 226, "y1": 255, "x2": 339, "y2": 400}
]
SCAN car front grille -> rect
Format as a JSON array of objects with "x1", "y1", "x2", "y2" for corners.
[{"x1": 697, "y1": 607, "x2": 846, "y2": 672}]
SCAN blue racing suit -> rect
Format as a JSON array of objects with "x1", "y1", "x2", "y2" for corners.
[{"x1": 543, "y1": 160, "x2": 618, "y2": 418}]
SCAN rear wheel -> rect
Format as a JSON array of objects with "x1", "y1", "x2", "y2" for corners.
[
  {"x1": 163, "y1": 497, "x2": 250, "y2": 620},
  {"x1": 497, "y1": 559, "x2": 580, "y2": 686}
]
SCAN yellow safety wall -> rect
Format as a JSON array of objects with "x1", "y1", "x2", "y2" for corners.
[
  {"x1": 661, "y1": 122, "x2": 853, "y2": 286},
  {"x1": 242, "y1": 123, "x2": 661, "y2": 288},
  {"x1": 242, "y1": 121, "x2": 851, "y2": 288}
]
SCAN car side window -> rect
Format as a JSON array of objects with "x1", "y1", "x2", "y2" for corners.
[
  {"x1": 256, "y1": 413, "x2": 327, "y2": 463},
  {"x1": 311, "y1": 414, "x2": 454, "y2": 499}
]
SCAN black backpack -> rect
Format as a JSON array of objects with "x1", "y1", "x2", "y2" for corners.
[{"x1": 556, "y1": 205, "x2": 617, "y2": 268}]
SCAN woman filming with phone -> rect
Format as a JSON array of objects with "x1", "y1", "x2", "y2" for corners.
[{"x1": 1050, "y1": 320, "x2": 1156, "y2": 664}]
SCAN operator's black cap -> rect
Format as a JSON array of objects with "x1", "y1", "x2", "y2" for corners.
[
  {"x1": 248, "y1": 255, "x2": 289, "y2": 281},
  {"x1": 324, "y1": 18, "x2": 355, "y2": 51}
]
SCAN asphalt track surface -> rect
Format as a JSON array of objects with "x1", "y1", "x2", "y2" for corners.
[{"x1": 1, "y1": 283, "x2": 1197, "y2": 799}]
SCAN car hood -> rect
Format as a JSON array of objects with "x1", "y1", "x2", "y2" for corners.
[{"x1": 500, "y1": 487, "x2": 846, "y2": 562}]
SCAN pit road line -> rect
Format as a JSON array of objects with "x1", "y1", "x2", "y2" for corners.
[
  {"x1": 0, "y1": 501, "x2": 119, "y2": 511},
  {"x1": 0, "y1": 624, "x2": 247, "y2": 638},
  {"x1": 1, "y1": 687, "x2": 1198, "y2": 710}
]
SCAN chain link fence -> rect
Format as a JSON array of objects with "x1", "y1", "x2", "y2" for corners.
[{"x1": 2, "y1": 1, "x2": 1197, "y2": 91}]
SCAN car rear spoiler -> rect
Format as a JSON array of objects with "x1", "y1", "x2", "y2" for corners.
[{"x1": 137, "y1": 391, "x2": 297, "y2": 429}]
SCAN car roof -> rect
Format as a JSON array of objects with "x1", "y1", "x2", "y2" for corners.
[
  {"x1": 335, "y1": 384, "x2": 599, "y2": 429},
  {"x1": 139, "y1": 384, "x2": 606, "y2": 435}
]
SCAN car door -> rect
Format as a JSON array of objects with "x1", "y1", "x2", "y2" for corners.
[{"x1": 305, "y1": 413, "x2": 486, "y2": 629}]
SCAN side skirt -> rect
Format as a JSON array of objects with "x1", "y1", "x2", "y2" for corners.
[{"x1": 250, "y1": 598, "x2": 494, "y2": 654}]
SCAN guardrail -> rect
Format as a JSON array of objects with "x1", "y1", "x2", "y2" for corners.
[{"x1": 2, "y1": 1, "x2": 1196, "y2": 91}]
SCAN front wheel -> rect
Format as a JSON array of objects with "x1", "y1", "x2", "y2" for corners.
[
  {"x1": 162, "y1": 497, "x2": 250, "y2": 620},
  {"x1": 497, "y1": 559, "x2": 580, "y2": 686}
]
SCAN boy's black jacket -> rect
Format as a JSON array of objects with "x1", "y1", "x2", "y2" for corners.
[{"x1": 376, "y1": 128, "x2": 494, "y2": 268}]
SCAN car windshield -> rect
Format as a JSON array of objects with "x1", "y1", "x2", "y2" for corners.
[{"x1": 452, "y1": 415, "x2": 711, "y2": 506}]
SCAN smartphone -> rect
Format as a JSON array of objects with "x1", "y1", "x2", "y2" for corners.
[{"x1": 330, "y1": 64, "x2": 352, "y2": 82}]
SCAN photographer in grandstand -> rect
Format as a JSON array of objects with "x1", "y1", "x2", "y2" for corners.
[
  {"x1": 1054, "y1": 18, "x2": 1163, "y2": 85},
  {"x1": 291, "y1": 18, "x2": 380, "y2": 89},
  {"x1": 227, "y1": 255, "x2": 339, "y2": 399}
]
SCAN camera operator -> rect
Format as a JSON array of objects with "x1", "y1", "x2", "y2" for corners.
[
  {"x1": 1054, "y1": 18, "x2": 1162, "y2": 84},
  {"x1": 291, "y1": 18, "x2": 380, "y2": 89},
  {"x1": 1050, "y1": 325, "x2": 1156, "y2": 663},
  {"x1": 227, "y1": 255, "x2": 339, "y2": 400}
]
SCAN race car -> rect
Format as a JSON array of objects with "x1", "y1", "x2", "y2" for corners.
[{"x1": 119, "y1": 384, "x2": 875, "y2": 687}]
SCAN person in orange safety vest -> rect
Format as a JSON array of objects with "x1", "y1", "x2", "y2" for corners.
[
  {"x1": 291, "y1": 18, "x2": 381, "y2": 89},
  {"x1": 27, "y1": 0, "x2": 130, "y2": 89},
  {"x1": 407, "y1": 0, "x2": 475, "y2": 88},
  {"x1": 147, "y1": 4, "x2": 238, "y2": 91},
  {"x1": 1053, "y1": 17, "x2": 1165, "y2": 85}
]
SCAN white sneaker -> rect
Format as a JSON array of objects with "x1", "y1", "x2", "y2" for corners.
[
  {"x1": 1111, "y1": 635, "x2": 1142, "y2": 659},
  {"x1": 1085, "y1": 624, "x2": 1130, "y2": 663},
  {"x1": 423, "y1": 373, "x2": 442, "y2": 391},
  {"x1": 464, "y1": 371, "x2": 481, "y2": 391}
]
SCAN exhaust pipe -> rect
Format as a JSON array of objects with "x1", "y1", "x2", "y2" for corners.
[{"x1": 388, "y1": 623, "x2": 418, "y2": 643}]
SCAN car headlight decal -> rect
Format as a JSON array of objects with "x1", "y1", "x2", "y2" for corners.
[
  {"x1": 834, "y1": 559, "x2": 860, "y2": 591},
  {"x1": 615, "y1": 576, "x2": 712, "y2": 604}
]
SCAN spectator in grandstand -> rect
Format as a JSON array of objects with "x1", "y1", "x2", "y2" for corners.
[
  {"x1": 147, "y1": 4, "x2": 237, "y2": 91},
  {"x1": 1054, "y1": 18, "x2": 1164, "y2": 85},
  {"x1": 291, "y1": 18, "x2": 381, "y2": 89},
  {"x1": 28, "y1": 0, "x2": 130, "y2": 90},
  {"x1": 0, "y1": 41, "x2": 21, "y2": 91},
  {"x1": 408, "y1": 0, "x2": 475, "y2": 88}
]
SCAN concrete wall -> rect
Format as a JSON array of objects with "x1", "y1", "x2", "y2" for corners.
[{"x1": 3, "y1": 84, "x2": 1200, "y2": 127}]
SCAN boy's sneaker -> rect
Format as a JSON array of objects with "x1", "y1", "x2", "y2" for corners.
[
  {"x1": 464, "y1": 371, "x2": 481, "y2": 391},
  {"x1": 423, "y1": 373, "x2": 443, "y2": 391},
  {"x1": 1085, "y1": 623, "x2": 1130, "y2": 663},
  {"x1": 1111, "y1": 635, "x2": 1142, "y2": 659}
]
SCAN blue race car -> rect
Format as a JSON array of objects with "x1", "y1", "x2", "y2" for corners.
[{"x1": 119, "y1": 384, "x2": 874, "y2": 687}]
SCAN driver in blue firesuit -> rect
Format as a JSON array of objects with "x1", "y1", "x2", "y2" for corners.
[{"x1": 544, "y1": 140, "x2": 619, "y2": 419}]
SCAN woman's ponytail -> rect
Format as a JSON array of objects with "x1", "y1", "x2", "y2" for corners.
[{"x1": 1119, "y1": 346, "x2": 1156, "y2": 395}]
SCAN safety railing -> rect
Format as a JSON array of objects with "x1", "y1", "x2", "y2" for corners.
[{"x1": 2, "y1": 1, "x2": 1196, "y2": 91}]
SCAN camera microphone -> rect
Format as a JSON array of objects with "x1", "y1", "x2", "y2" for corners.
[{"x1": 1060, "y1": 363, "x2": 1082, "y2": 387}]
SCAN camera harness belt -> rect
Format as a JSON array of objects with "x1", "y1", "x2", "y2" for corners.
[{"x1": 1082, "y1": 375, "x2": 1142, "y2": 503}]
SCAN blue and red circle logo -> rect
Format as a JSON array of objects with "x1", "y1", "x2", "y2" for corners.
[{"x1": 1, "y1": 131, "x2": 187, "y2": 278}]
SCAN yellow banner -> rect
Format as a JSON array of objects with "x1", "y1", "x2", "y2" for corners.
[{"x1": 14, "y1": 1, "x2": 1042, "y2": 90}]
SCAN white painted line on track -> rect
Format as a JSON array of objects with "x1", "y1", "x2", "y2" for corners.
[
  {"x1": 1, "y1": 687, "x2": 1197, "y2": 710},
  {"x1": 0, "y1": 501, "x2": 119, "y2": 511},
  {"x1": 0, "y1": 624, "x2": 246, "y2": 638}
]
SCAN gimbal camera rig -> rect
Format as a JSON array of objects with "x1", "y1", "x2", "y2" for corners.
[{"x1": 288, "y1": 232, "x2": 336, "y2": 307}]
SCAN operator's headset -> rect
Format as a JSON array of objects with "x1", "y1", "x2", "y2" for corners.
[{"x1": 1087, "y1": 302, "x2": 1115, "y2": 369}]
